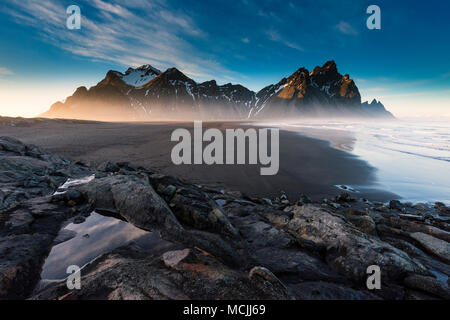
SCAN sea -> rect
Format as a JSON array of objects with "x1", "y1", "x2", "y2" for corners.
[{"x1": 281, "y1": 119, "x2": 450, "y2": 205}]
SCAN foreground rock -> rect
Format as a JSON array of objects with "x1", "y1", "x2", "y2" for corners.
[
  {"x1": 1, "y1": 137, "x2": 449, "y2": 300},
  {"x1": 0, "y1": 136, "x2": 90, "y2": 212},
  {"x1": 0, "y1": 137, "x2": 92, "y2": 299},
  {"x1": 32, "y1": 245, "x2": 290, "y2": 300},
  {"x1": 287, "y1": 205, "x2": 428, "y2": 283},
  {"x1": 410, "y1": 233, "x2": 450, "y2": 263},
  {"x1": 78, "y1": 175, "x2": 183, "y2": 237}
]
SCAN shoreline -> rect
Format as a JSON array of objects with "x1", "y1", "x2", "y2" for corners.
[
  {"x1": 275, "y1": 120, "x2": 450, "y2": 205},
  {"x1": 0, "y1": 117, "x2": 398, "y2": 202}
]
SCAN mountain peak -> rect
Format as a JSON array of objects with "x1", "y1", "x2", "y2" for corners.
[
  {"x1": 293, "y1": 67, "x2": 310, "y2": 76},
  {"x1": 124, "y1": 64, "x2": 161, "y2": 73},
  {"x1": 310, "y1": 60, "x2": 338, "y2": 76},
  {"x1": 284, "y1": 67, "x2": 310, "y2": 90},
  {"x1": 161, "y1": 67, "x2": 191, "y2": 82},
  {"x1": 116, "y1": 65, "x2": 161, "y2": 87},
  {"x1": 200, "y1": 80, "x2": 217, "y2": 87},
  {"x1": 323, "y1": 60, "x2": 336, "y2": 69},
  {"x1": 137, "y1": 64, "x2": 161, "y2": 72},
  {"x1": 99, "y1": 70, "x2": 129, "y2": 87},
  {"x1": 166, "y1": 67, "x2": 182, "y2": 74}
]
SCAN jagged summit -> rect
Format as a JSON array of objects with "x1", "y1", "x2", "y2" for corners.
[
  {"x1": 200, "y1": 80, "x2": 217, "y2": 87},
  {"x1": 112, "y1": 64, "x2": 162, "y2": 87},
  {"x1": 251, "y1": 61, "x2": 364, "y2": 118},
  {"x1": 311, "y1": 60, "x2": 337, "y2": 73},
  {"x1": 41, "y1": 61, "x2": 394, "y2": 121},
  {"x1": 361, "y1": 98, "x2": 392, "y2": 117},
  {"x1": 131, "y1": 64, "x2": 161, "y2": 73},
  {"x1": 152, "y1": 67, "x2": 193, "y2": 83}
]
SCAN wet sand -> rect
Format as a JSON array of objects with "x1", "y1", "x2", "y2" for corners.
[{"x1": 0, "y1": 117, "x2": 397, "y2": 201}]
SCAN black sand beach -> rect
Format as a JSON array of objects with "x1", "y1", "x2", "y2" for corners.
[{"x1": 0, "y1": 117, "x2": 396, "y2": 201}]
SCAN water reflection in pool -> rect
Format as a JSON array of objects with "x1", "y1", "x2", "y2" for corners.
[{"x1": 40, "y1": 211, "x2": 164, "y2": 281}]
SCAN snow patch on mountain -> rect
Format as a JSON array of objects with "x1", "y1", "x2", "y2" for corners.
[{"x1": 118, "y1": 65, "x2": 161, "y2": 87}]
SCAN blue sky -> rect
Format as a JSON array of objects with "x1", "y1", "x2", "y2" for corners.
[{"x1": 0, "y1": 0, "x2": 449, "y2": 118}]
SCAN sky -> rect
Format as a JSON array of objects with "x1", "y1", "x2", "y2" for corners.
[{"x1": 0, "y1": 0, "x2": 449, "y2": 118}]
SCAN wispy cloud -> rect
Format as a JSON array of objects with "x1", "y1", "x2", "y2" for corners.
[
  {"x1": 0, "y1": 67, "x2": 13, "y2": 76},
  {"x1": 159, "y1": 10, "x2": 206, "y2": 37},
  {"x1": 1, "y1": 0, "x2": 236, "y2": 82},
  {"x1": 335, "y1": 21, "x2": 358, "y2": 35},
  {"x1": 266, "y1": 29, "x2": 304, "y2": 51},
  {"x1": 91, "y1": 0, "x2": 133, "y2": 17}
]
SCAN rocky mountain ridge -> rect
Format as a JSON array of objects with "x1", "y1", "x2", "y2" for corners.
[{"x1": 42, "y1": 61, "x2": 394, "y2": 121}]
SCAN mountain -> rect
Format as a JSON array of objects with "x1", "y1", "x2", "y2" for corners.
[
  {"x1": 361, "y1": 99, "x2": 393, "y2": 118},
  {"x1": 42, "y1": 65, "x2": 255, "y2": 121},
  {"x1": 41, "y1": 61, "x2": 393, "y2": 121},
  {"x1": 249, "y1": 60, "x2": 393, "y2": 119}
]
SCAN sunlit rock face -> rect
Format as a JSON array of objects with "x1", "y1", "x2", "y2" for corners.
[
  {"x1": 251, "y1": 61, "x2": 375, "y2": 119},
  {"x1": 41, "y1": 61, "x2": 393, "y2": 121}
]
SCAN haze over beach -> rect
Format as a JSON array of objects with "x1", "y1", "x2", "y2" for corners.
[{"x1": 0, "y1": 0, "x2": 449, "y2": 303}]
